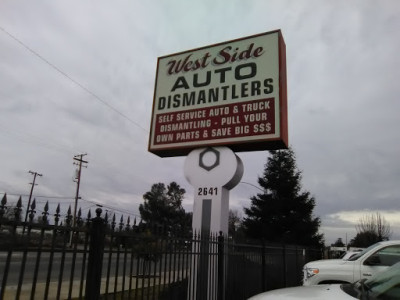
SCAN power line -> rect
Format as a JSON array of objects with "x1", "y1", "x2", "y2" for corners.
[
  {"x1": 0, "y1": 26, "x2": 148, "y2": 133},
  {"x1": 240, "y1": 181, "x2": 264, "y2": 192}
]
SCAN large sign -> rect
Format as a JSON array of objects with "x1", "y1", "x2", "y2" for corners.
[{"x1": 149, "y1": 30, "x2": 288, "y2": 157}]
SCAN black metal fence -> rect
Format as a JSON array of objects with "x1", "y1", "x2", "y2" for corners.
[{"x1": 0, "y1": 195, "x2": 322, "y2": 300}]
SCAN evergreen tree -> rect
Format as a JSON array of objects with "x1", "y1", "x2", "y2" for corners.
[
  {"x1": 139, "y1": 182, "x2": 192, "y2": 236},
  {"x1": 243, "y1": 148, "x2": 324, "y2": 247},
  {"x1": 332, "y1": 238, "x2": 345, "y2": 247}
]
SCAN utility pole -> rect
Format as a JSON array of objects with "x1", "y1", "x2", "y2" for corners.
[
  {"x1": 24, "y1": 170, "x2": 42, "y2": 233},
  {"x1": 72, "y1": 154, "x2": 88, "y2": 229}
]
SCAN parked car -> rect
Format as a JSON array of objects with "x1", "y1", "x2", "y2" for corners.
[
  {"x1": 302, "y1": 240, "x2": 400, "y2": 285},
  {"x1": 248, "y1": 262, "x2": 400, "y2": 299},
  {"x1": 341, "y1": 249, "x2": 363, "y2": 260}
]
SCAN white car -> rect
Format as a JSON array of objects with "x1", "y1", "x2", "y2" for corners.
[
  {"x1": 303, "y1": 240, "x2": 400, "y2": 285},
  {"x1": 248, "y1": 262, "x2": 400, "y2": 299}
]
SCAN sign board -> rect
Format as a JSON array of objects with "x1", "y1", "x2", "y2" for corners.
[{"x1": 149, "y1": 30, "x2": 288, "y2": 157}]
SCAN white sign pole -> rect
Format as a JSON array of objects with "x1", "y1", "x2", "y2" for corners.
[{"x1": 184, "y1": 146, "x2": 243, "y2": 300}]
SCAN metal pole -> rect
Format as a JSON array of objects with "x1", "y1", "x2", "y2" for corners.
[
  {"x1": 217, "y1": 232, "x2": 225, "y2": 300},
  {"x1": 85, "y1": 208, "x2": 105, "y2": 300},
  {"x1": 261, "y1": 239, "x2": 266, "y2": 291}
]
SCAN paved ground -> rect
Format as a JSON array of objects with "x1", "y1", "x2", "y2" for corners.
[
  {"x1": 2, "y1": 271, "x2": 184, "y2": 299},
  {"x1": 2, "y1": 276, "x2": 134, "y2": 300}
]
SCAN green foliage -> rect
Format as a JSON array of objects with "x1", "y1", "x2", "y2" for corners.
[
  {"x1": 349, "y1": 231, "x2": 381, "y2": 248},
  {"x1": 139, "y1": 182, "x2": 192, "y2": 236},
  {"x1": 242, "y1": 148, "x2": 324, "y2": 247}
]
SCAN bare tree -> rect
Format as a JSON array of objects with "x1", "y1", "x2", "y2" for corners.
[
  {"x1": 356, "y1": 212, "x2": 392, "y2": 241},
  {"x1": 228, "y1": 209, "x2": 242, "y2": 236}
]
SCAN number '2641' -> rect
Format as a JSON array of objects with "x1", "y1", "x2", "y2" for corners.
[{"x1": 198, "y1": 187, "x2": 218, "y2": 196}]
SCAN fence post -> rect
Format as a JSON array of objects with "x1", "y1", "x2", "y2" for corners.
[
  {"x1": 261, "y1": 240, "x2": 266, "y2": 291},
  {"x1": 85, "y1": 208, "x2": 105, "y2": 300},
  {"x1": 282, "y1": 244, "x2": 287, "y2": 287},
  {"x1": 217, "y1": 232, "x2": 225, "y2": 300}
]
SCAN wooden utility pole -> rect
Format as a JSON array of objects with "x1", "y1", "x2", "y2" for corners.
[
  {"x1": 73, "y1": 154, "x2": 88, "y2": 228},
  {"x1": 24, "y1": 170, "x2": 42, "y2": 233}
]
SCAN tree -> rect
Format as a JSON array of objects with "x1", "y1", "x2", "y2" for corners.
[
  {"x1": 350, "y1": 212, "x2": 391, "y2": 247},
  {"x1": 228, "y1": 209, "x2": 241, "y2": 237},
  {"x1": 332, "y1": 238, "x2": 345, "y2": 247},
  {"x1": 0, "y1": 194, "x2": 23, "y2": 221},
  {"x1": 357, "y1": 212, "x2": 391, "y2": 241},
  {"x1": 349, "y1": 231, "x2": 378, "y2": 248},
  {"x1": 242, "y1": 148, "x2": 324, "y2": 247},
  {"x1": 139, "y1": 182, "x2": 192, "y2": 236}
]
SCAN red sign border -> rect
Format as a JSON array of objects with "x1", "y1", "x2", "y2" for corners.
[{"x1": 148, "y1": 29, "x2": 288, "y2": 157}]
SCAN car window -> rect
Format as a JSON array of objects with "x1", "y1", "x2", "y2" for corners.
[
  {"x1": 349, "y1": 243, "x2": 382, "y2": 261},
  {"x1": 342, "y1": 251, "x2": 361, "y2": 260},
  {"x1": 373, "y1": 245, "x2": 400, "y2": 266}
]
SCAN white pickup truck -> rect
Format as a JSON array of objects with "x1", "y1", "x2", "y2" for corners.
[{"x1": 302, "y1": 240, "x2": 400, "y2": 286}]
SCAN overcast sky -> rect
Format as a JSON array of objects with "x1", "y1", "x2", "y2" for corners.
[{"x1": 1, "y1": 0, "x2": 399, "y2": 245}]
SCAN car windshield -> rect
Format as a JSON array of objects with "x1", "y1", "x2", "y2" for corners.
[
  {"x1": 342, "y1": 262, "x2": 400, "y2": 299},
  {"x1": 348, "y1": 242, "x2": 383, "y2": 261},
  {"x1": 364, "y1": 262, "x2": 400, "y2": 297}
]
